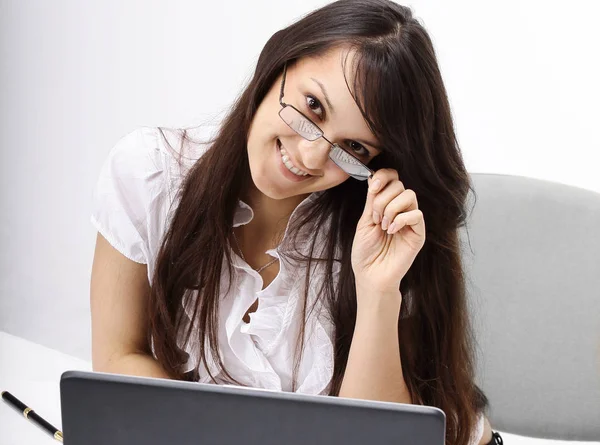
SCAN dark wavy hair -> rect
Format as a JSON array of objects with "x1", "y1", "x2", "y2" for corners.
[{"x1": 147, "y1": 1, "x2": 488, "y2": 444}]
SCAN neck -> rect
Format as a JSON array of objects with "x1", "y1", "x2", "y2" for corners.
[{"x1": 240, "y1": 182, "x2": 310, "y2": 242}]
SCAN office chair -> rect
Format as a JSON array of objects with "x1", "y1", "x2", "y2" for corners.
[{"x1": 460, "y1": 173, "x2": 600, "y2": 441}]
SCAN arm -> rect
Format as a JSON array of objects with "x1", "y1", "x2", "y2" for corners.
[
  {"x1": 348, "y1": 171, "x2": 488, "y2": 439},
  {"x1": 90, "y1": 232, "x2": 171, "y2": 379},
  {"x1": 339, "y1": 287, "x2": 495, "y2": 444},
  {"x1": 338, "y1": 288, "x2": 411, "y2": 404}
]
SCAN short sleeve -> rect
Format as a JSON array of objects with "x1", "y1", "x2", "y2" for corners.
[
  {"x1": 470, "y1": 412, "x2": 485, "y2": 445},
  {"x1": 91, "y1": 128, "x2": 164, "y2": 264}
]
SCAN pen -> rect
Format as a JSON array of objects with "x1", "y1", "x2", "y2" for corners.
[{"x1": 1, "y1": 390, "x2": 64, "y2": 442}]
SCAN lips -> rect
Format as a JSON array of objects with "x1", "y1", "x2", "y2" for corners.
[
  {"x1": 277, "y1": 139, "x2": 311, "y2": 176},
  {"x1": 275, "y1": 139, "x2": 312, "y2": 182}
]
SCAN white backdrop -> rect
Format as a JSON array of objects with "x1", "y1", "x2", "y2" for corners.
[{"x1": 0, "y1": 0, "x2": 598, "y2": 361}]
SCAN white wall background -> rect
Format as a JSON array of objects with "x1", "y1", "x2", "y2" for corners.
[{"x1": 1, "y1": 0, "x2": 598, "y2": 361}]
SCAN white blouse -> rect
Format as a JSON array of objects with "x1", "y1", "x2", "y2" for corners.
[{"x1": 91, "y1": 127, "x2": 484, "y2": 444}]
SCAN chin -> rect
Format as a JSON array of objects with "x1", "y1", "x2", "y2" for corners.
[
  {"x1": 249, "y1": 170, "x2": 287, "y2": 200},
  {"x1": 257, "y1": 177, "x2": 316, "y2": 202}
]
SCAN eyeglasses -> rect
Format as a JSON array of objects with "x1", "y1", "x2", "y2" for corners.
[{"x1": 277, "y1": 64, "x2": 375, "y2": 181}]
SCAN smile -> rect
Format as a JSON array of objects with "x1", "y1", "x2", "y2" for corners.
[{"x1": 277, "y1": 139, "x2": 310, "y2": 176}]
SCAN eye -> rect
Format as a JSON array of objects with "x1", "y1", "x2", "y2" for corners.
[
  {"x1": 345, "y1": 140, "x2": 370, "y2": 158},
  {"x1": 305, "y1": 95, "x2": 324, "y2": 119}
]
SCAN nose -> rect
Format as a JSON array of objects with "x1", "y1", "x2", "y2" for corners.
[{"x1": 298, "y1": 137, "x2": 331, "y2": 172}]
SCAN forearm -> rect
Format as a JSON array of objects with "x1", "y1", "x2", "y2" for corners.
[
  {"x1": 339, "y1": 289, "x2": 412, "y2": 404},
  {"x1": 94, "y1": 352, "x2": 172, "y2": 380}
]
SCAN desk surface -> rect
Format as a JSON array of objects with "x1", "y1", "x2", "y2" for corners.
[
  {"x1": 0, "y1": 331, "x2": 92, "y2": 444},
  {"x1": 0, "y1": 330, "x2": 596, "y2": 445}
]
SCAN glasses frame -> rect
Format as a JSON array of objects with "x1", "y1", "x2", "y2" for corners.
[{"x1": 277, "y1": 63, "x2": 375, "y2": 181}]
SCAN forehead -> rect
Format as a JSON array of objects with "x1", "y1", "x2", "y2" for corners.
[
  {"x1": 292, "y1": 46, "x2": 358, "y2": 105},
  {"x1": 290, "y1": 48, "x2": 379, "y2": 149}
]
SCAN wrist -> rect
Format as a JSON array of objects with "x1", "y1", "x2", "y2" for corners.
[
  {"x1": 355, "y1": 280, "x2": 402, "y2": 297},
  {"x1": 355, "y1": 287, "x2": 402, "y2": 322}
]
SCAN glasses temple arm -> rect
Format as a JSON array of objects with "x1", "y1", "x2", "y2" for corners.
[{"x1": 279, "y1": 63, "x2": 287, "y2": 106}]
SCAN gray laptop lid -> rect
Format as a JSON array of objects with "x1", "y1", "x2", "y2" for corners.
[{"x1": 60, "y1": 370, "x2": 445, "y2": 445}]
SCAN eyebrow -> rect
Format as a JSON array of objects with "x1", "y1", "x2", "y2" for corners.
[
  {"x1": 310, "y1": 77, "x2": 382, "y2": 153},
  {"x1": 310, "y1": 77, "x2": 335, "y2": 114}
]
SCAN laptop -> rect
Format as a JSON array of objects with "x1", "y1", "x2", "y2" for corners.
[{"x1": 60, "y1": 370, "x2": 445, "y2": 445}]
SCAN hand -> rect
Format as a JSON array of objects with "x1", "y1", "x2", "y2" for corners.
[{"x1": 351, "y1": 169, "x2": 426, "y2": 296}]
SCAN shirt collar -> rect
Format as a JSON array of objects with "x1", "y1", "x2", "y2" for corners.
[{"x1": 232, "y1": 191, "x2": 324, "y2": 228}]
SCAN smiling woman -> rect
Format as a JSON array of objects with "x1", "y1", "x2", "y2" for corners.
[
  {"x1": 249, "y1": 51, "x2": 379, "y2": 193},
  {"x1": 89, "y1": 1, "x2": 499, "y2": 444},
  {"x1": 277, "y1": 60, "x2": 377, "y2": 180}
]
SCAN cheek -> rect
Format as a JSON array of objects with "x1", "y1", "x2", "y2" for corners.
[
  {"x1": 247, "y1": 110, "x2": 290, "y2": 149},
  {"x1": 322, "y1": 166, "x2": 350, "y2": 188}
]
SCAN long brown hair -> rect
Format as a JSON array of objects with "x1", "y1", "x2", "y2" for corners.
[{"x1": 148, "y1": 1, "x2": 488, "y2": 444}]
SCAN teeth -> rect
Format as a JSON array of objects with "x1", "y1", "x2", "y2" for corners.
[{"x1": 278, "y1": 141, "x2": 309, "y2": 176}]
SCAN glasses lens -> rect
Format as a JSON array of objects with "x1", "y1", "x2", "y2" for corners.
[
  {"x1": 329, "y1": 144, "x2": 372, "y2": 181},
  {"x1": 279, "y1": 106, "x2": 322, "y2": 141}
]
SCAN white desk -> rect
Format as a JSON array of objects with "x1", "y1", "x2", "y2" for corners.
[
  {"x1": 0, "y1": 331, "x2": 92, "y2": 443},
  {"x1": 1, "y1": 331, "x2": 596, "y2": 444}
]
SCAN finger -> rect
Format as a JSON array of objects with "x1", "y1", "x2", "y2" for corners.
[
  {"x1": 367, "y1": 169, "x2": 399, "y2": 197},
  {"x1": 372, "y1": 182, "x2": 407, "y2": 228},
  {"x1": 361, "y1": 182, "x2": 377, "y2": 223},
  {"x1": 387, "y1": 209, "x2": 426, "y2": 238},
  {"x1": 380, "y1": 189, "x2": 418, "y2": 231},
  {"x1": 363, "y1": 169, "x2": 402, "y2": 222}
]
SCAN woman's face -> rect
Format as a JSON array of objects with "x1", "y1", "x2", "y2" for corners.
[{"x1": 246, "y1": 46, "x2": 382, "y2": 201}]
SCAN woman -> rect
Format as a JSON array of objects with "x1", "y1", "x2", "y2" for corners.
[{"x1": 90, "y1": 1, "x2": 502, "y2": 444}]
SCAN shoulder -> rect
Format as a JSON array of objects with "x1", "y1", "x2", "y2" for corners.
[
  {"x1": 91, "y1": 125, "x2": 213, "y2": 265},
  {"x1": 104, "y1": 125, "x2": 214, "y2": 196},
  {"x1": 153, "y1": 125, "x2": 215, "y2": 187},
  {"x1": 108, "y1": 125, "x2": 210, "y2": 169}
]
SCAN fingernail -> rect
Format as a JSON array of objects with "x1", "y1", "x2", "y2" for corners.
[
  {"x1": 381, "y1": 216, "x2": 390, "y2": 231},
  {"x1": 370, "y1": 179, "x2": 381, "y2": 193},
  {"x1": 387, "y1": 222, "x2": 397, "y2": 234},
  {"x1": 372, "y1": 211, "x2": 381, "y2": 224}
]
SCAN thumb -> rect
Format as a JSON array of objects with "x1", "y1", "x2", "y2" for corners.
[{"x1": 360, "y1": 177, "x2": 381, "y2": 223}]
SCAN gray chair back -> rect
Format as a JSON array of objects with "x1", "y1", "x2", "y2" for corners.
[{"x1": 460, "y1": 173, "x2": 600, "y2": 441}]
